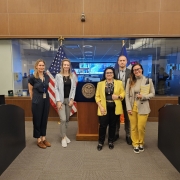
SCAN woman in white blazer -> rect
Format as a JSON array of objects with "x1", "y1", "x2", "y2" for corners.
[
  {"x1": 55, "y1": 59, "x2": 77, "y2": 148},
  {"x1": 126, "y1": 63, "x2": 155, "y2": 153}
]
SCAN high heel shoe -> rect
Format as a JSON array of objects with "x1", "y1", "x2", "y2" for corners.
[
  {"x1": 109, "y1": 143, "x2": 114, "y2": 150},
  {"x1": 97, "y1": 144, "x2": 103, "y2": 151}
]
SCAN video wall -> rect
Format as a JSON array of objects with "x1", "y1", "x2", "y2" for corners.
[{"x1": 73, "y1": 62, "x2": 115, "y2": 82}]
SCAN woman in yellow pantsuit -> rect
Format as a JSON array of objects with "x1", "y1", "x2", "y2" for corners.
[{"x1": 125, "y1": 63, "x2": 155, "y2": 154}]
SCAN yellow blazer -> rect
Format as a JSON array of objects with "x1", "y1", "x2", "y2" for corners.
[{"x1": 95, "y1": 79, "x2": 125, "y2": 116}]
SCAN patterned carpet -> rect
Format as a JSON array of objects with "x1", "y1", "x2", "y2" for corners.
[{"x1": 1, "y1": 121, "x2": 180, "y2": 180}]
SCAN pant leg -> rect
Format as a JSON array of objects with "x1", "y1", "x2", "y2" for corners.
[
  {"x1": 137, "y1": 114, "x2": 149, "y2": 146},
  {"x1": 58, "y1": 101, "x2": 67, "y2": 138},
  {"x1": 115, "y1": 116, "x2": 120, "y2": 136},
  {"x1": 32, "y1": 99, "x2": 43, "y2": 138},
  {"x1": 107, "y1": 102, "x2": 118, "y2": 143},
  {"x1": 40, "y1": 98, "x2": 50, "y2": 136},
  {"x1": 123, "y1": 102, "x2": 131, "y2": 137},
  {"x1": 98, "y1": 115, "x2": 108, "y2": 145},
  {"x1": 64, "y1": 98, "x2": 72, "y2": 134},
  {"x1": 58, "y1": 98, "x2": 72, "y2": 138},
  {"x1": 128, "y1": 110, "x2": 139, "y2": 147}
]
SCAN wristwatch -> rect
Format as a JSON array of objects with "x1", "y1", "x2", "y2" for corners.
[{"x1": 118, "y1": 96, "x2": 121, "y2": 99}]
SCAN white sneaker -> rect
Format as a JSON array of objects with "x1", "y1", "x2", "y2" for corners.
[
  {"x1": 139, "y1": 145, "x2": 144, "y2": 152},
  {"x1": 65, "y1": 136, "x2": 71, "y2": 144},
  {"x1": 62, "y1": 138, "x2": 67, "y2": 148}
]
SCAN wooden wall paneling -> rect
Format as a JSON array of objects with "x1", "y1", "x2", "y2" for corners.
[
  {"x1": 102, "y1": 13, "x2": 125, "y2": 35},
  {"x1": 123, "y1": 12, "x2": 159, "y2": 35},
  {"x1": 9, "y1": 14, "x2": 42, "y2": 35},
  {"x1": 8, "y1": 0, "x2": 41, "y2": 13},
  {"x1": 105, "y1": 0, "x2": 124, "y2": 13},
  {"x1": 84, "y1": 13, "x2": 105, "y2": 35},
  {"x1": 0, "y1": 14, "x2": 8, "y2": 35},
  {"x1": 161, "y1": 0, "x2": 180, "y2": 11},
  {"x1": 59, "y1": 0, "x2": 82, "y2": 13},
  {"x1": 160, "y1": 12, "x2": 180, "y2": 35},
  {"x1": 0, "y1": 0, "x2": 7, "y2": 13},
  {"x1": 70, "y1": 13, "x2": 83, "y2": 35},
  {"x1": 123, "y1": 0, "x2": 160, "y2": 12},
  {"x1": 40, "y1": 13, "x2": 70, "y2": 35},
  {"x1": 84, "y1": 0, "x2": 106, "y2": 13}
]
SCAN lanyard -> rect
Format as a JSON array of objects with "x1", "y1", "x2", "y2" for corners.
[
  {"x1": 43, "y1": 77, "x2": 46, "y2": 93},
  {"x1": 119, "y1": 70, "x2": 125, "y2": 81}
]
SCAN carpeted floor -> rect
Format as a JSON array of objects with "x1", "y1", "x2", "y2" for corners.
[{"x1": 1, "y1": 121, "x2": 180, "y2": 180}]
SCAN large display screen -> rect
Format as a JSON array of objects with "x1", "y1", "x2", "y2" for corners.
[{"x1": 74, "y1": 62, "x2": 115, "y2": 82}]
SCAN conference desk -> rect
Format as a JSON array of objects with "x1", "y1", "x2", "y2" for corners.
[
  {"x1": 5, "y1": 95, "x2": 178, "y2": 122},
  {"x1": 0, "y1": 104, "x2": 25, "y2": 175},
  {"x1": 158, "y1": 105, "x2": 180, "y2": 172}
]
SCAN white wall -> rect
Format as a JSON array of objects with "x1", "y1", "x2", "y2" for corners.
[{"x1": 0, "y1": 40, "x2": 14, "y2": 95}]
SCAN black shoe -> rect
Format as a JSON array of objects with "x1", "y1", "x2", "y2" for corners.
[
  {"x1": 114, "y1": 134, "x2": 119, "y2": 142},
  {"x1": 97, "y1": 144, "x2": 103, "y2": 151},
  {"x1": 126, "y1": 136, "x2": 132, "y2": 145},
  {"x1": 109, "y1": 143, "x2": 114, "y2": 150}
]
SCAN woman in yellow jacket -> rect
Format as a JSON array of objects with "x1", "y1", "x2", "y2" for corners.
[{"x1": 95, "y1": 67, "x2": 125, "y2": 151}]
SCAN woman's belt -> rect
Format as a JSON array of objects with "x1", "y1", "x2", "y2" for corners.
[{"x1": 106, "y1": 100, "x2": 114, "y2": 103}]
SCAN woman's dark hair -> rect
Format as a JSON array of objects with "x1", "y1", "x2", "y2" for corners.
[
  {"x1": 101, "y1": 67, "x2": 117, "y2": 81},
  {"x1": 129, "y1": 63, "x2": 144, "y2": 87}
]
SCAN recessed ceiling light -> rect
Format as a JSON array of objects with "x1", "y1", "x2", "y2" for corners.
[
  {"x1": 64, "y1": 44, "x2": 79, "y2": 48},
  {"x1": 84, "y1": 51, "x2": 93, "y2": 53},
  {"x1": 83, "y1": 45, "x2": 93, "y2": 48}
]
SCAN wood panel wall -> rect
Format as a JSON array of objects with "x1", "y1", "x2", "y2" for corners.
[{"x1": 1, "y1": 0, "x2": 180, "y2": 38}]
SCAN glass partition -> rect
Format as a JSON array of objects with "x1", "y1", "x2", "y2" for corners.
[{"x1": 11, "y1": 38, "x2": 180, "y2": 96}]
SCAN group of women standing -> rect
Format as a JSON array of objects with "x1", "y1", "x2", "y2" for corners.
[
  {"x1": 95, "y1": 63, "x2": 155, "y2": 153},
  {"x1": 28, "y1": 58, "x2": 76, "y2": 149},
  {"x1": 28, "y1": 58, "x2": 155, "y2": 153}
]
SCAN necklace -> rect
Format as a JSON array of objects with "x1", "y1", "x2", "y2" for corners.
[
  {"x1": 106, "y1": 81, "x2": 114, "y2": 94},
  {"x1": 63, "y1": 76, "x2": 69, "y2": 82}
]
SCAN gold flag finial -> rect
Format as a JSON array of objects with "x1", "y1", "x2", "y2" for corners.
[
  {"x1": 122, "y1": 40, "x2": 125, "y2": 46},
  {"x1": 58, "y1": 36, "x2": 65, "y2": 46}
]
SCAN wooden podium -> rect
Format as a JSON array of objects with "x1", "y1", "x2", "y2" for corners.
[{"x1": 75, "y1": 82, "x2": 99, "y2": 141}]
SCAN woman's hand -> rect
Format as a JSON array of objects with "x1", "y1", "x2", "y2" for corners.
[
  {"x1": 128, "y1": 110, "x2": 132, "y2": 115},
  {"x1": 136, "y1": 93, "x2": 142, "y2": 100},
  {"x1": 100, "y1": 107, "x2": 106, "y2": 115},
  {"x1": 57, "y1": 101, "x2": 62, "y2": 110},
  {"x1": 69, "y1": 99, "x2": 74, "y2": 107},
  {"x1": 112, "y1": 94, "x2": 119, "y2": 100}
]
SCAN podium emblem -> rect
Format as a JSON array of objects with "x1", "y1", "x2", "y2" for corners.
[{"x1": 82, "y1": 83, "x2": 95, "y2": 98}]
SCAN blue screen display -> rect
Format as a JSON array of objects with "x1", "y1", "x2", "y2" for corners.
[{"x1": 74, "y1": 63, "x2": 115, "y2": 82}]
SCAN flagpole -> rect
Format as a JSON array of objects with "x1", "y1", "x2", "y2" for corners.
[
  {"x1": 122, "y1": 40, "x2": 125, "y2": 47},
  {"x1": 58, "y1": 36, "x2": 65, "y2": 46},
  {"x1": 57, "y1": 36, "x2": 64, "y2": 125}
]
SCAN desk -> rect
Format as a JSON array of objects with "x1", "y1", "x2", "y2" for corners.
[{"x1": 158, "y1": 105, "x2": 180, "y2": 172}]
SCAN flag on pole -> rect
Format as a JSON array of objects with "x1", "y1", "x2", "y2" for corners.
[
  {"x1": 46, "y1": 45, "x2": 77, "y2": 116},
  {"x1": 115, "y1": 43, "x2": 131, "y2": 69}
]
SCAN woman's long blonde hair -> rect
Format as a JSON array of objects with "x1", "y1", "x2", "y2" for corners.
[
  {"x1": 34, "y1": 59, "x2": 45, "y2": 78},
  {"x1": 60, "y1": 58, "x2": 72, "y2": 77}
]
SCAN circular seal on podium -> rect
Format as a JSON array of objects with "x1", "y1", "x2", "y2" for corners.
[{"x1": 82, "y1": 83, "x2": 95, "y2": 98}]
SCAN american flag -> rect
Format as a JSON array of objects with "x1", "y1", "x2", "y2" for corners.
[{"x1": 46, "y1": 45, "x2": 77, "y2": 116}]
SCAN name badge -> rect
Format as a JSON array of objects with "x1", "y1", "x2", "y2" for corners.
[{"x1": 43, "y1": 93, "x2": 46, "y2": 99}]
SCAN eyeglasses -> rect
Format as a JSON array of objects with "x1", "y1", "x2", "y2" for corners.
[
  {"x1": 133, "y1": 68, "x2": 141, "y2": 72},
  {"x1": 106, "y1": 72, "x2": 113, "y2": 74}
]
